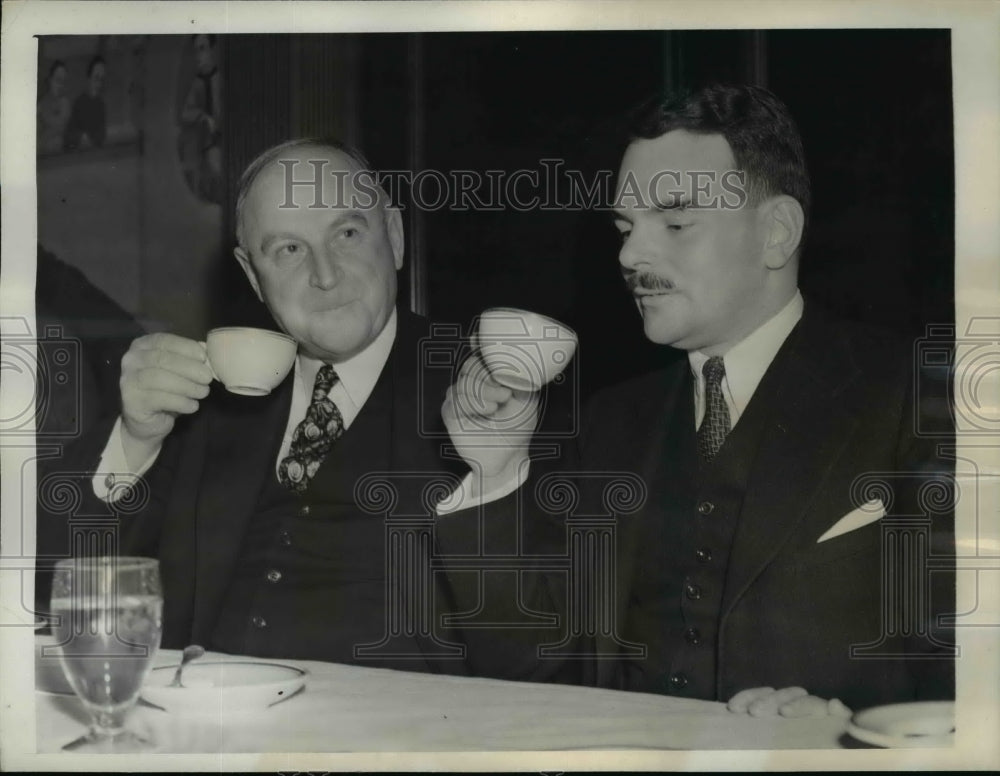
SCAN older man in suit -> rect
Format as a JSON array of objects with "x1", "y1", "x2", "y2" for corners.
[
  {"x1": 445, "y1": 84, "x2": 955, "y2": 713},
  {"x1": 39, "y1": 138, "x2": 539, "y2": 678}
]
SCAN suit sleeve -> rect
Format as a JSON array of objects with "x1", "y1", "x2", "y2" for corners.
[
  {"x1": 36, "y1": 414, "x2": 187, "y2": 611},
  {"x1": 434, "y1": 382, "x2": 586, "y2": 686},
  {"x1": 36, "y1": 416, "x2": 121, "y2": 589},
  {"x1": 434, "y1": 454, "x2": 582, "y2": 686}
]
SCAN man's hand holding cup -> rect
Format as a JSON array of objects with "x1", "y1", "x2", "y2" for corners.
[
  {"x1": 119, "y1": 327, "x2": 296, "y2": 470},
  {"x1": 119, "y1": 333, "x2": 215, "y2": 470},
  {"x1": 442, "y1": 308, "x2": 577, "y2": 498}
]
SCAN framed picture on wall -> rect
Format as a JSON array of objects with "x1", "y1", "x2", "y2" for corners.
[{"x1": 36, "y1": 35, "x2": 145, "y2": 159}]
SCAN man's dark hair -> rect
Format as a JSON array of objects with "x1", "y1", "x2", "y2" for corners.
[
  {"x1": 629, "y1": 84, "x2": 810, "y2": 241},
  {"x1": 234, "y1": 137, "x2": 372, "y2": 249},
  {"x1": 193, "y1": 33, "x2": 217, "y2": 47}
]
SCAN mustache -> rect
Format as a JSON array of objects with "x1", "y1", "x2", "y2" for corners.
[{"x1": 623, "y1": 270, "x2": 674, "y2": 294}]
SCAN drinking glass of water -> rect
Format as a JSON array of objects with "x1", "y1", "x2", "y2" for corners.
[{"x1": 50, "y1": 556, "x2": 163, "y2": 752}]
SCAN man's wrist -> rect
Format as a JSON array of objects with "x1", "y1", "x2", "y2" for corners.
[
  {"x1": 92, "y1": 417, "x2": 161, "y2": 503},
  {"x1": 469, "y1": 453, "x2": 530, "y2": 500},
  {"x1": 437, "y1": 456, "x2": 530, "y2": 516},
  {"x1": 120, "y1": 424, "x2": 163, "y2": 473}
]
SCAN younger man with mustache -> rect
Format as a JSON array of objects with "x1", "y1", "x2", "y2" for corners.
[{"x1": 444, "y1": 84, "x2": 955, "y2": 715}]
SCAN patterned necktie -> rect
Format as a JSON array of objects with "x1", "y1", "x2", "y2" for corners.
[
  {"x1": 278, "y1": 364, "x2": 344, "y2": 494},
  {"x1": 697, "y1": 356, "x2": 732, "y2": 463}
]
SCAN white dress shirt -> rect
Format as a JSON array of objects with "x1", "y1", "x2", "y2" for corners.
[
  {"x1": 688, "y1": 291, "x2": 804, "y2": 430},
  {"x1": 277, "y1": 311, "x2": 396, "y2": 467}
]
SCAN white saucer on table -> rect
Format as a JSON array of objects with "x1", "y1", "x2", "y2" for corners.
[
  {"x1": 141, "y1": 661, "x2": 308, "y2": 715},
  {"x1": 847, "y1": 701, "x2": 955, "y2": 748}
]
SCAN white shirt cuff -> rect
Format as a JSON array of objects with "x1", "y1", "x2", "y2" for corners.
[
  {"x1": 436, "y1": 461, "x2": 530, "y2": 516},
  {"x1": 91, "y1": 417, "x2": 161, "y2": 503}
]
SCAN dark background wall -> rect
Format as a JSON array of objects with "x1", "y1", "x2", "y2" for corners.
[
  {"x1": 40, "y1": 30, "x2": 954, "y2": 400},
  {"x1": 216, "y1": 29, "x2": 954, "y2": 394}
]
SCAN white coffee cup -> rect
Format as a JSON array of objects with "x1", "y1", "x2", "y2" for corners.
[
  {"x1": 206, "y1": 327, "x2": 297, "y2": 396},
  {"x1": 476, "y1": 307, "x2": 577, "y2": 392}
]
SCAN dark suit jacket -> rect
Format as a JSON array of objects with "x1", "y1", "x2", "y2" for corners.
[
  {"x1": 34, "y1": 245, "x2": 146, "y2": 610},
  {"x1": 451, "y1": 304, "x2": 955, "y2": 707},
  {"x1": 577, "y1": 304, "x2": 955, "y2": 707},
  {"x1": 38, "y1": 310, "x2": 530, "y2": 677}
]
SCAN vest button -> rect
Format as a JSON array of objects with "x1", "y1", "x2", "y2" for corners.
[
  {"x1": 299, "y1": 504, "x2": 311, "y2": 517},
  {"x1": 684, "y1": 627, "x2": 701, "y2": 645},
  {"x1": 668, "y1": 672, "x2": 689, "y2": 691},
  {"x1": 695, "y1": 548, "x2": 713, "y2": 563},
  {"x1": 250, "y1": 614, "x2": 267, "y2": 629},
  {"x1": 697, "y1": 501, "x2": 714, "y2": 515},
  {"x1": 279, "y1": 531, "x2": 292, "y2": 546},
  {"x1": 685, "y1": 583, "x2": 702, "y2": 600},
  {"x1": 266, "y1": 569, "x2": 282, "y2": 583}
]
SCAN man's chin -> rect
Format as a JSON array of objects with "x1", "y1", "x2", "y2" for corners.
[
  {"x1": 302, "y1": 319, "x2": 374, "y2": 361},
  {"x1": 641, "y1": 316, "x2": 687, "y2": 348}
]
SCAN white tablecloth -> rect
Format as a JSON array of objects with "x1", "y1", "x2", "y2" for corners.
[{"x1": 36, "y1": 641, "x2": 850, "y2": 752}]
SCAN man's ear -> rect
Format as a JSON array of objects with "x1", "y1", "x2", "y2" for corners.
[
  {"x1": 233, "y1": 246, "x2": 264, "y2": 302},
  {"x1": 761, "y1": 195, "x2": 805, "y2": 270},
  {"x1": 385, "y1": 206, "x2": 405, "y2": 270}
]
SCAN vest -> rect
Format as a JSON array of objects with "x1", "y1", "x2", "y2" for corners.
[
  {"x1": 621, "y1": 367, "x2": 771, "y2": 699},
  {"x1": 208, "y1": 361, "x2": 434, "y2": 672}
]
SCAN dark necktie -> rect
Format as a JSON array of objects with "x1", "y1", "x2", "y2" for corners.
[
  {"x1": 277, "y1": 364, "x2": 344, "y2": 494},
  {"x1": 697, "y1": 356, "x2": 732, "y2": 463}
]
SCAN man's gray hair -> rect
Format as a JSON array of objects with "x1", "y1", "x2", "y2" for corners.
[{"x1": 234, "y1": 137, "x2": 372, "y2": 249}]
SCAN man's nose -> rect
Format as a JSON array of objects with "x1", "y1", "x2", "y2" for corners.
[
  {"x1": 618, "y1": 223, "x2": 659, "y2": 272},
  {"x1": 308, "y1": 250, "x2": 344, "y2": 290}
]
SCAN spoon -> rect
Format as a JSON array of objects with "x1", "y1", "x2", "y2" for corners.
[{"x1": 169, "y1": 644, "x2": 206, "y2": 688}]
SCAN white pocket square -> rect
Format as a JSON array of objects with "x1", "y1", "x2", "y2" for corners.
[{"x1": 816, "y1": 499, "x2": 886, "y2": 543}]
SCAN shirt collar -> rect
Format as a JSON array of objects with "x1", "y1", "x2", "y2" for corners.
[
  {"x1": 294, "y1": 308, "x2": 398, "y2": 408},
  {"x1": 688, "y1": 291, "x2": 804, "y2": 416}
]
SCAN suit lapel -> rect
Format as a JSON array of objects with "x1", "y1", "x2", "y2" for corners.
[
  {"x1": 646, "y1": 364, "x2": 698, "y2": 503},
  {"x1": 595, "y1": 361, "x2": 695, "y2": 688},
  {"x1": 386, "y1": 311, "x2": 419, "y2": 475},
  {"x1": 720, "y1": 308, "x2": 863, "y2": 618},
  {"x1": 192, "y1": 378, "x2": 292, "y2": 639},
  {"x1": 390, "y1": 313, "x2": 471, "y2": 674},
  {"x1": 609, "y1": 363, "x2": 691, "y2": 600}
]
